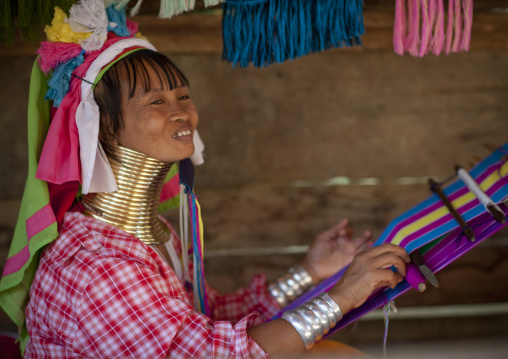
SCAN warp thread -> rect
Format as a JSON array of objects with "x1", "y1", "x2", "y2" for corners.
[
  {"x1": 382, "y1": 301, "x2": 396, "y2": 358},
  {"x1": 393, "y1": 0, "x2": 473, "y2": 57},
  {"x1": 222, "y1": 0, "x2": 365, "y2": 68}
]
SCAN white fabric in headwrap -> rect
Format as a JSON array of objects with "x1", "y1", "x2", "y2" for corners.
[
  {"x1": 190, "y1": 130, "x2": 205, "y2": 166},
  {"x1": 77, "y1": 38, "x2": 156, "y2": 194},
  {"x1": 66, "y1": 0, "x2": 115, "y2": 52}
]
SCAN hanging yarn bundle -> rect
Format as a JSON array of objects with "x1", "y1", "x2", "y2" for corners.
[
  {"x1": 222, "y1": 0, "x2": 365, "y2": 68},
  {"x1": 119, "y1": 0, "x2": 224, "y2": 18},
  {"x1": 178, "y1": 158, "x2": 209, "y2": 316},
  {"x1": 0, "y1": 0, "x2": 75, "y2": 45},
  {"x1": 1, "y1": 0, "x2": 224, "y2": 45},
  {"x1": 393, "y1": 0, "x2": 473, "y2": 57}
]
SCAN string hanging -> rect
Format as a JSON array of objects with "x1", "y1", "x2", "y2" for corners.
[{"x1": 383, "y1": 301, "x2": 396, "y2": 359}]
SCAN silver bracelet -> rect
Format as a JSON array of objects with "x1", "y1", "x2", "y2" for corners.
[
  {"x1": 268, "y1": 265, "x2": 313, "y2": 307},
  {"x1": 281, "y1": 310, "x2": 315, "y2": 350},
  {"x1": 320, "y1": 293, "x2": 343, "y2": 322},
  {"x1": 281, "y1": 292, "x2": 342, "y2": 350}
]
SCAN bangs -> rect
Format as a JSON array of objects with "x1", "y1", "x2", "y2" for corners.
[{"x1": 119, "y1": 50, "x2": 190, "y2": 98}]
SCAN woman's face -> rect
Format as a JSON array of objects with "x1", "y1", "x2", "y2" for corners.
[{"x1": 117, "y1": 64, "x2": 199, "y2": 163}]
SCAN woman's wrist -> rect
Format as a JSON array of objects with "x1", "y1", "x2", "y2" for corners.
[
  {"x1": 300, "y1": 261, "x2": 321, "y2": 285},
  {"x1": 327, "y1": 288, "x2": 354, "y2": 315},
  {"x1": 281, "y1": 292, "x2": 343, "y2": 350},
  {"x1": 268, "y1": 265, "x2": 314, "y2": 307}
]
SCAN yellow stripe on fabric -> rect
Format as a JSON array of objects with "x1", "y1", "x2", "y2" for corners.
[
  {"x1": 390, "y1": 167, "x2": 505, "y2": 245},
  {"x1": 500, "y1": 161, "x2": 508, "y2": 177}
]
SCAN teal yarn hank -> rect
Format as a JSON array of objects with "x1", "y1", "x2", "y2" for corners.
[{"x1": 222, "y1": 0, "x2": 365, "y2": 68}]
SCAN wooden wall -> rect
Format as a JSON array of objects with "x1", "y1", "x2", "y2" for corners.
[{"x1": 1, "y1": 0, "x2": 508, "y2": 346}]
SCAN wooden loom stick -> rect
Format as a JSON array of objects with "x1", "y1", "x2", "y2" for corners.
[
  {"x1": 456, "y1": 165, "x2": 506, "y2": 224},
  {"x1": 428, "y1": 177, "x2": 476, "y2": 241}
]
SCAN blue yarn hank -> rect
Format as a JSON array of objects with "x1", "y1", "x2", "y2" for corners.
[{"x1": 222, "y1": 0, "x2": 365, "y2": 68}]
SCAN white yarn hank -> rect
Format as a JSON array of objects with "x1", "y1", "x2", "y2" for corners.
[{"x1": 159, "y1": 0, "x2": 196, "y2": 19}]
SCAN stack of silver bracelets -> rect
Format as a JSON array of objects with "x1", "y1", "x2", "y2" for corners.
[
  {"x1": 281, "y1": 293, "x2": 343, "y2": 349},
  {"x1": 268, "y1": 265, "x2": 343, "y2": 349},
  {"x1": 268, "y1": 265, "x2": 314, "y2": 307}
]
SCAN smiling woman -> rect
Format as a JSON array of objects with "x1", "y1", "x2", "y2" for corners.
[{"x1": 0, "y1": 1, "x2": 411, "y2": 359}]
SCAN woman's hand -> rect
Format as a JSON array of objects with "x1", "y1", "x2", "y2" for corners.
[
  {"x1": 249, "y1": 243, "x2": 409, "y2": 358},
  {"x1": 329, "y1": 243, "x2": 410, "y2": 314},
  {"x1": 301, "y1": 219, "x2": 372, "y2": 284}
]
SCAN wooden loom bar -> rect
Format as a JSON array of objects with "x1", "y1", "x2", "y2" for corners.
[{"x1": 428, "y1": 177, "x2": 476, "y2": 242}]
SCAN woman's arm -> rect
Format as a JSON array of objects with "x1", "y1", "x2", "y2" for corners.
[{"x1": 248, "y1": 243, "x2": 409, "y2": 359}]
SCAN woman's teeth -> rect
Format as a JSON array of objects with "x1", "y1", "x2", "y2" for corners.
[{"x1": 173, "y1": 130, "x2": 192, "y2": 138}]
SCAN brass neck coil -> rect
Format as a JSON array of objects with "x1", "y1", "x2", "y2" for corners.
[{"x1": 80, "y1": 145, "x2": 175, "y2": 245}]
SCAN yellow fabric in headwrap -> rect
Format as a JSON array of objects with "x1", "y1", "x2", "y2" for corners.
[{"x1": 44, "y1": 7, "x2": 91, "y2": 44}]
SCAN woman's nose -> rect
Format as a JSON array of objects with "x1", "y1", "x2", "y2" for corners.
[{"x1": 168, "y1": 103, "x2": 189, "y2": 122}]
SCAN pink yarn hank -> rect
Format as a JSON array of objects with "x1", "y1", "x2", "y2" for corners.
[
  {"x1": 445, "y1": 0, "x2": 455, "y2": 54},
  {"x1": 393, "y1": 0, "x2": 406, "y2": 55},
  {"x1": 426, "y1": 0, "x2": 437, "y2": 53},
  {"x1": 460, "y1": 0, "x2": 473, "y2": 51},
  {"x1": 432, "y1": 0, "x2": 445, "y2": 55},
  {"x1": 419, "y1": 0, "x2": 431, "y2": 57},
  {"x1": 37, "y1": 42, "x2": 83, "y2": 74},
  {"x1": 126, "y1": 19, "x2": 139, "y2": 36},
  {"x1": 451, "y1": 0, "x2": 462, "y2": 52},
  {"x1": 405, "y1": 0, "x2": 421, "y2": 56}
]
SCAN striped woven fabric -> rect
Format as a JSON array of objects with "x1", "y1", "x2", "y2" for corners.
[{"x1": 277, "y1": 142, "x2": 508, "y2": 336}]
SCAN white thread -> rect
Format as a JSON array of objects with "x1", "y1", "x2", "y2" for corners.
[
  {"x1": 383, "y1": 301, "x2": 396, "y2": 359},
  {"x1": 457, "y1": 167, "x2": 495, "y2": 208}
]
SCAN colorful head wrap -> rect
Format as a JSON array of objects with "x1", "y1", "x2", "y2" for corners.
[{"x1": 0, "y1": 0, "x2": 205, "y2": 351}]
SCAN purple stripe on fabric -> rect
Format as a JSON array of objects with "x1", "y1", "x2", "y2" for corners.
[
  {"x1": 2, "y1": 204, "x2": 56, "y2": 277},
  {"x1": 26, "y1": 204, "x2": 56, "y2": 240},
  {"x1": 2, "y1": 246, "x2": 30, "y2": 276},
  {"x1": 426, "y1": 212, "x2": 507, "y2": 274}
]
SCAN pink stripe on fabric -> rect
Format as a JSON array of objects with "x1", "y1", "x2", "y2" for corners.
[
  {"x1": 159, "y1": 174, "x2": 180, "y2": 203},
  {"x1": 2, "y1": 204, "x2": 57, "y2": 276},
  {"x1": 26, "y1": 204, "x2": 57, "y2": 240},
  {"x1": 2, "y1": 246, "x2": 30, "y2": 276}
]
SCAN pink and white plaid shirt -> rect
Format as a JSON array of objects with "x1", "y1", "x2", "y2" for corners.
[{"x1": 25, "y1": 210, "x2": 280, "y2": 358}]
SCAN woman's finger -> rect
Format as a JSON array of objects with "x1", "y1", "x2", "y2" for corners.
[
  {"x1": 370, "y1": 252, "x2": 408, "y2": 276},
  {"x1": 374, "y1": 268, "x2": 404, "y2": 289},
  {"x1": 361, "y1": 243, "x2": 410, "y2": 263}
]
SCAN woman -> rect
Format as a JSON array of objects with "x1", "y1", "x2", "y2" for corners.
[
  {"x1": 22, "y1": 46, "x2": 408, "y2": 358},
  {"x1": 1, "y1": 3, "x2": 409, "y2": 358}
]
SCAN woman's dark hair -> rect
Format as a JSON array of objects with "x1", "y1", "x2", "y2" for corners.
[{"x1": 93, "y1": 49, "x2": 189, "y2": 157}]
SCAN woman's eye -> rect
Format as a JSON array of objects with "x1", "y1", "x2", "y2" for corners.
[
  {"x1": 178, "y1": 95, "x2": 190, "y2": 101},
  {"x1": 151, "y1": 100, "x2": 163, "y2": 105}
]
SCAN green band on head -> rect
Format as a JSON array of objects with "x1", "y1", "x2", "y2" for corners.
[{"x1": 93, "y1": 48, "x2": 146, "y2": 89}]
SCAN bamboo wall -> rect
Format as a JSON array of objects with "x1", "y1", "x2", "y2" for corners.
[{"x1": 1, "y1": 0, "x2": 508, "y2": 347}]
